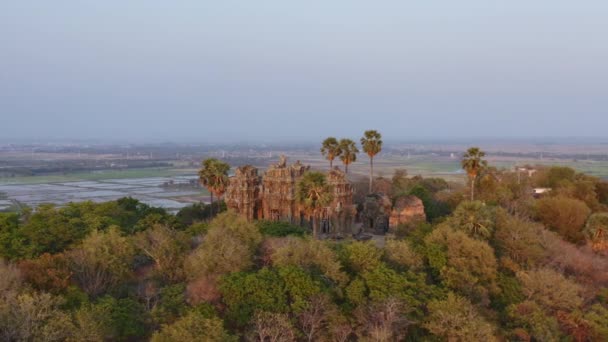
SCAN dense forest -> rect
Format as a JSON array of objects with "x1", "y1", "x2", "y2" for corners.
[{"x1": 1, "y1": 162, "x2": 608, "y2": 341}]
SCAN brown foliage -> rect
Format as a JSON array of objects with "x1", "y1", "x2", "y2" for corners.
[
  {"x1": 556, "y1": 310, "x2": 593, "y2": 342},
  {"x1": 536, "y1": 196, "x2": 591, "y2": 243},
  {"x1": 19, "y1": 253, "x2": 72, "y2": 293},
  {"x1": 541, "y1": 229, "x2": 608, "y2": 289},
  {"x1": 0, "y1": 259, "x2": 22, "y2": 293},
  {"x1": 259, "y1": 237, "x2": 289, "y2": 267},
  {"x1": 186, "y1": 275, "x2": 221, "y2": 306},
  {"x1": 516, "y1": 268, "x2": 583, "y2": 313}
]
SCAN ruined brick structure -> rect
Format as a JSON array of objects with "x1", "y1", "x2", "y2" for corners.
[
  {"x1": 224, "y1": 165, "x2": 261, "y2": 221},
  {"x1": 225, "y1": 157, "x2": 355, "y2": 234},
  {"x1": 261, "y1": 158, "x2": 307, "y2": 222},
  {"x1": 389, "y1": 195, "x2": 426, "y2": 228},
  {"x1": 362, "y1": 193, "x2": 426, "y2": 234}
]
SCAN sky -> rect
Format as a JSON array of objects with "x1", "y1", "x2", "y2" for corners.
[{"x1": 1, "y1": 1, "x2": 607, "y2": 143}]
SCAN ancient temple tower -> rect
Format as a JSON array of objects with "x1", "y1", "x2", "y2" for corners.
[
  {"x1": 261, "y1": 157, "x2": 308, "y2": 223},
  {"x1": 225, "y1": 156, "x2": 355, "y2": 234},
  {"x1": 224, "y1": 165, "x2": 261, "y2": 221},
  {"x1": 326, "y1": 168, "x2": 356, "y2": 234}
]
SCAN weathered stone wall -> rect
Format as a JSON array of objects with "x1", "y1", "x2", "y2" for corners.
[
  {"x1": 225, "y1": 165, "x2": 261, "y2": 221},
  {"x1": 362, "y1": 193, "x2": 426, "y2": 234},
  {"x1": 389, "y1": 195, "x2": 426, "y2": 228},
  {"x1": 361, "y1": 193, "x2": 392, "y2": 234},
  {"x1": 327, "y1": 168, "x2": 356, "y2": 235},
  {"x1": 261, "y1": 160, "x2": 307, "y2": 224}
]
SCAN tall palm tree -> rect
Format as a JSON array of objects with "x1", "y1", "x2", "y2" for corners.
[
  {"x1": 296, "y1": 171, "x2": 334, "y2": 239},
  {"x1": 198, "y1": 158, "x2": 230, "y2": 215},
  {"x1": 321, "y1": 137, "x2": 341, "y2": 169},
  {"x1": 461, "y1": 147, "x2": 487, "y2": 201},
  {"x1": 360, "y1": 130, "x2": 383, "y2": 193},
  {"x1": 338, "y1": 138, "x2": 358, "y2": 174}
]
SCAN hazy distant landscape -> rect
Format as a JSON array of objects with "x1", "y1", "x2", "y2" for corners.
[
  {"x1": 3, "y1": 1, "x2": 608, "y2": 341},
  {"x1": 2, "y1": 140, "x2": 608, "y2": 212}
]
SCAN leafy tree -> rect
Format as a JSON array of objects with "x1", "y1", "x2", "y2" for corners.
[
  {"x1": 93, "y1": 296, "x2": 148, "y2": 341},
  {"x1": 321, "y1": 137, "x2": 342, "y2": 169},
  {"x1": 536, "y1": 196, "x2": 591, "y2": 243},
  {"x1": 185, "y1": 211, "x2": 261, "y2": 279},
  {"x1": 220, "y1": 268, "x2": 288, "y2": 326},
  {"x1": 0, "y1": 212, "x2": 24, "y2": 260},
  {"x1": 296, "y1": 172, "x2": 334, "y2": 238},
  {"x1": 68, "y1": 304, "x2": 109, "y2": 342},
  {"x1": 408, "y1": 185, "x2": 450, "y2": 221},
  {"x1": 442, "y1": 200, "x2": 496, "y2": 240},
  {"x1": 350, "y1": 263, "x2": 442, "y2": 319},
  {"x1": 493, "y1": 211, "x2": 546, "y2": 267},
  {"x1": 461, "y1": 147, "x2": 488, "y2": 201},
  {"x1": 271, "y1": 237, "x2": 348, "y2": 286},
  {"x1": 68, "y1": 227, "x2": 135, "y2": 297},
  {"x1": 152, "y1": 312, "x2": 234, "y2": 342},
  {"x1": 340, "y1": 241, "x2": 382, "y2": 273},
  {"x1": 134, "y1": 225, "x2": 189, "y2": 282},
  {"x1": 424, "y1": 292, "x2": 497, "y2": 341},
  {"x1": 538, "y1": 166, "x2": 576, "y2": 188},
  {"x1": 338, "y1": 138, "x2": 359, "y2": 173},
  {"x1": 596, "y1": 180, "x2": 608, "y2": 205},
  {"x1": 583, "y1": 213, "x2": 608, "y2": 253},
  {"x1": 585, "y1": 303, "x2": 608, "y2": 341},
  {"x1": 360, "y1": 130, "x2": 383, "y2": 193},
  {"x1": 256, "y1": 220, "x2": 307, "y2": 237},
  {"x1": 384, "y1": 238, "x2": 423, "y2": 271},
  {"x1": 221, "y1": 266, "x2": 323, "y2": 327},
  {"x1": 516, "y1": 268, "x2": 583, "y2": 313},
  {"x1": 425, "y1": 226, "x2": 498, "y2": 304},
  {"x1": 506, "y1": 300, "x2": 562, "y2": 341},
  {"x1": 198, "y1": 158, "x2": 230, "y2": 214},
  {"x1": 391, "y1": 169, "x2": 410, "y2": 194},
  {"x1": 277, "y1": 266, "x2": 323, "y2": 313},
  {"x1": 151, "y1": 284, "x2": 188, "y2": 326},
  {"x1": 19, "y1": 204, "x2": 89, "y2": 258},
  {"x1": 491, "y1": 272, "x2": 524, "y2": 312},
  {"x1": 0, "y1": 291, "x2": 74, "y2": 342}
]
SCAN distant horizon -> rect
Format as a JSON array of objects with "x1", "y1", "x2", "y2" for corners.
[{"x1": 2, "y1": 136, "x2": 608, "y2": 146}]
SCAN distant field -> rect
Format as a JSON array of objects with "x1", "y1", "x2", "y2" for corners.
[
  {"x1": 0, "y1": 167, "x2": 197, "y2": 185},
  {"x1": 284, "y1": 152, "x2": 608, "y2": 184},
  {"x1": 2, "y1": 154, "x2": 607, "y2": 189}
]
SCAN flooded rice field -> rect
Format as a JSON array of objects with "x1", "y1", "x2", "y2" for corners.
[{"x1": 0, "y1": 175, "x2": 208, "y2": 212}]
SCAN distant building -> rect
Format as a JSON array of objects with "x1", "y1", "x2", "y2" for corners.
[{"x1": 532, "y1": 187, "x2": 552, "y2": 197}]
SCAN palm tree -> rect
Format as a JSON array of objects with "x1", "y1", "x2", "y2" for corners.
[
  {"x1": 296, "y1": 171, "x2": 334, "y2": 239},
  {"x1": 461, "y1": 147, "x2": 487, "y2": 201},
  {"x1": 198, "y1": 158, "x2": 230, "y2": 215},
  {"x1": 320, "y1": 137, "x2": 341, "y2": 169},
  {"x1": 360, "y1": 130, "x2": 383, "y2": 193},
  {"x1": 338, "y1": 138, "x2": 358, "y2": 174}
]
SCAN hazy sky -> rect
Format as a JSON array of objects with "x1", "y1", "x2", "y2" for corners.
[{"x1": 1, "y1": 1, "x2": 607, "y2": 142}]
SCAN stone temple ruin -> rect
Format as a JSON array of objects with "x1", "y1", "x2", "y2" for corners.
[
  {"x1": 225, "y1": 157, "x2": 356, "y2": 235},
  {"x1": 361, "y1": 193, "x2": 426, "y2": 234}
]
